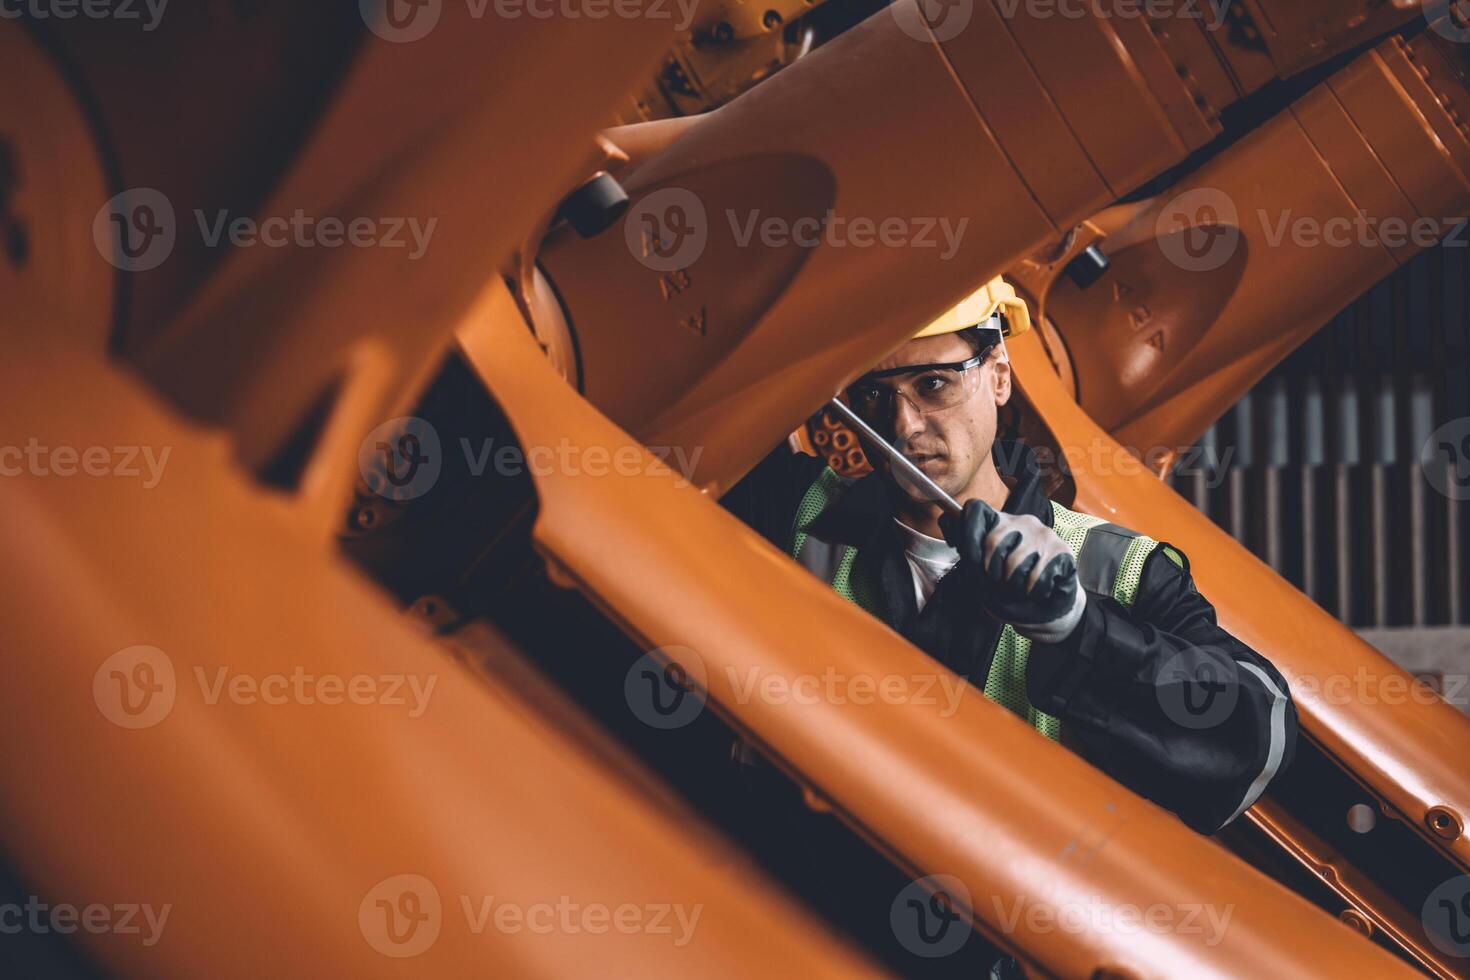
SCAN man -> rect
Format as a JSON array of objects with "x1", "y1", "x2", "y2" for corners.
[{"x1": 723, "y1": 277, "x2": 1295, "y2": 834}]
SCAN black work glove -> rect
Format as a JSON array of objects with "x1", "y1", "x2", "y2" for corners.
[{"x1": 940, "y1": 499, "x2": 1087, "y2": 644}]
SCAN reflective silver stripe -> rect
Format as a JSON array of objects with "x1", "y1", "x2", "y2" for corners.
[
  {"x1": 1075, "y1": 523, "x2": 1138, "y2": 597},
  {"x1": 796, "y1": 534, "x2": 852, "y2": 583},
  {"x1": 1220, "y1": 661, "x2": 1290, "y2": 829}
]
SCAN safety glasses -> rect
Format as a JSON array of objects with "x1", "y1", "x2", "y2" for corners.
[{"x1": 845, "y1": 352, "x2": 987, "y2": 423}]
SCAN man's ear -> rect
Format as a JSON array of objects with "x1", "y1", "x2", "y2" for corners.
[{"x1": 991, "y1": 357, "x2": 1013, "y2": 406}]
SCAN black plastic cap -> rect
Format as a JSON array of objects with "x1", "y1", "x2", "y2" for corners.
[
  {"x1": 1063, "y1": 243, "x2": 1110, "y2": 290},
  {"x1": 559, "y1": 172, "x2": 630, "y2": 239}
]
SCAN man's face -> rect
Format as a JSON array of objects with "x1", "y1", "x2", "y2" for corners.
[{"x1": 854, "y1": 332, "x2": 1012, "y2": 501}]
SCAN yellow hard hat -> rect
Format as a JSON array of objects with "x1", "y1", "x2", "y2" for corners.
[{"x1": 914, "y1": 276, "x2": 1032, "y2": 339}]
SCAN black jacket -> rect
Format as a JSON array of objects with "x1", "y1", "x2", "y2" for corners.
[{"x1": 722, "y1": 440, "x2": 1297, "y2": 834}]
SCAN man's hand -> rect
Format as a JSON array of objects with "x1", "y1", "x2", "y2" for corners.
[{"x1": 940, "y1": 499, "x2": 1086, "y2": 644}]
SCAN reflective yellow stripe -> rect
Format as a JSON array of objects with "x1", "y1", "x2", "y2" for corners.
[{"x1": 790, "y1": 481, "x2": 1158, "y2": 742}]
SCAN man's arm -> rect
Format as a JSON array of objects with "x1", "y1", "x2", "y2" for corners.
[{"x1": 1025, "y1": 544, "x2": 1298, "y2": 834}]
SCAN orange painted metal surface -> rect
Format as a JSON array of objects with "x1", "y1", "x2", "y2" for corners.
[
  {"x1": 132, "y1": 5, "x2": 681, "y2": 488},
  {"x1": 1232, "y1": 0, "x2": 1426, "y2": 79},
  {"x1": 0, "y1": 14, "x2": 883, "y2": 978},
  {"x1": 0, "y1": 352, "x2": 884, "y2": 979},
  {"x1": 537, "y1": 0, "x2": 1237, "y2": 490},
  {"x1": 1023, "y1": 32, "x2": 1470, "y2": 454},
  {"x1": 536, "y1": 2, "x2": 1447, "y2": 500}
]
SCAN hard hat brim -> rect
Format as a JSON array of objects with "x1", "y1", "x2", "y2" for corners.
[{"x1": 914, "y1": 278, "x2": 1033, "y2": 340}]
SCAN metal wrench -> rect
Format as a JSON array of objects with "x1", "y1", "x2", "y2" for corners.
[{"x1": 826, "y1": 397, "x2": 965, "y2": 518}]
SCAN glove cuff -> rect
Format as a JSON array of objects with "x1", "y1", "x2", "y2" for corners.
[{"x1": 1012, "y1": 584, "x2": 1087, "y2": 645}]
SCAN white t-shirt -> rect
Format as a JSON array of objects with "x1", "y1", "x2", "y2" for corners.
[{"x1": 893, "y1": 517, "x2": 961, "y2": 612}]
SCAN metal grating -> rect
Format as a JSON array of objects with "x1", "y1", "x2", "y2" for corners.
[{"x1": 1168, "y1": 240, "x2": 1470, "y2": 628}]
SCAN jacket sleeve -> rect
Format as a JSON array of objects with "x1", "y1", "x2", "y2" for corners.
[{"x1": 1023, "y1": 543, "x2": 1298, "y2": 834}]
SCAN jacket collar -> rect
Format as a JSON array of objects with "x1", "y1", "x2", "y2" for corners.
[{"x1": 806, "y1": 439, "x2": 1053, "y2": 548}]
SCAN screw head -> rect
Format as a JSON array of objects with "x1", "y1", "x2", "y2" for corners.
[{"x1": 1428, "y1": 805, "x2": 1463, "y2": 841}]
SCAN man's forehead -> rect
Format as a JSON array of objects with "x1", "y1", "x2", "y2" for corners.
[{"x1": 869, "y1": 333, "x2": 973, "y2": 373}]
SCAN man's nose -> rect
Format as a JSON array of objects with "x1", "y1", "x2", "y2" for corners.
[{"x1": 892, "y1": 394, "x2": 926, "y2": 443}]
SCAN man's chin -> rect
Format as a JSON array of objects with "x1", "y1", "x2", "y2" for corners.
[{"x1": 889, "y1": 460, "x2": 956, "y2": 504}]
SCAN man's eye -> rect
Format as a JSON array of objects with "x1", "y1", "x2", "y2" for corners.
[
  {"x1": 916, "y1": 374, "x2": 948, "y2": 395},
  {"x1": 852, "y1": 386, "x2": 882, "y2": 405}
]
